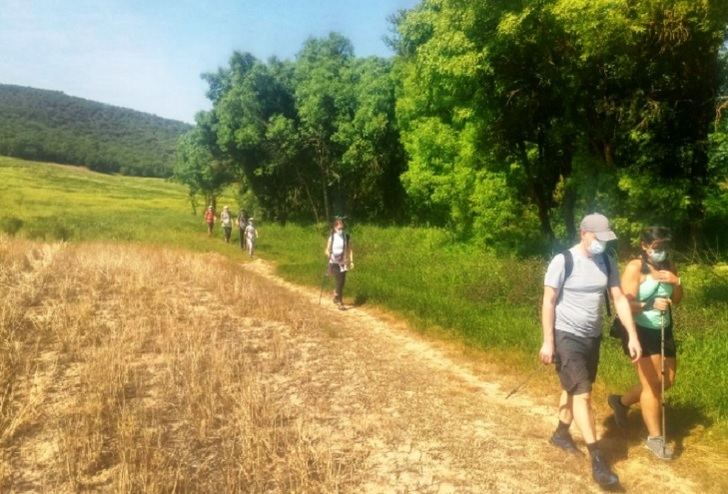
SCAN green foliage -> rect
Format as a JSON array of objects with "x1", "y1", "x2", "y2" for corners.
[
  {"x1": 0, "y1": 84, "x2": 190, "y2": 177},
  {"x1": 174, "y1": 112, "x2": 234, "y2": 212},
  {"x1": 392, "y1": 0, "x2": 728, "y2": 252},
  {"x1": 0, "y1": 216, "x2": 23, "y2": 236},
  {"x1": 186, "y1": 35, "x2": 407, "y2": 225}
]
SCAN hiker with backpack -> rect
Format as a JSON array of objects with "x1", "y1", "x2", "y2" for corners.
[
  {"x1": 244, "y1": 219, "x2": 258, "y2": 257},
  {"x1": 540, "y1": 213, "x2": 642, "y2": 488},
  {"x1": 204, "y1": 205, "x2": 215, "y2": 237},
  {"x1": 324, "y1": 218, "x2": 353, "y2": 307},
  {"x1": 220, "y1": 205, "x2": 233, "y2": 243},
  {"x1": 608, "y1": 226, "x2": 682, "y2": 460},
  {"x1": 237, "y1": 209, "x2": 248, "y2": 250}
]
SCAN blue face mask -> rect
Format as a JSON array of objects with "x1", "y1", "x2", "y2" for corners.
[
  {"x1": 588, "y1": 239, "x2": 606, "y2": 255},
  {"x1": 648, "y1": 249, "x2": 667, "y2": 263}
]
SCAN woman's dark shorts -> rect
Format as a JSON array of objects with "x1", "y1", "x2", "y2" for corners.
[
  {"x1": 621, "y1": 323, "x2": 676, "y2": 358},
  {"x1": 554, "y1": 330, "x2": 601, "y2": 395}
]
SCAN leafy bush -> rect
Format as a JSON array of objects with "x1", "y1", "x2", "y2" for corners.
[{"x1": 0, "y1": 216, "x2": 23, "y2": 236}]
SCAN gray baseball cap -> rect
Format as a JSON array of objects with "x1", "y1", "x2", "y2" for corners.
[{"x1": 580, "y1": 213, "x2": 617, "y2": 241}]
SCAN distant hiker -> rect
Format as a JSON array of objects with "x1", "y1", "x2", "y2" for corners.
[
  {"x1": 220, "y1": 205, "x2": 233, "y2": 243},
  {"x1": 540, "y1": 213, "x2": 641, "y2": 488},
  {"x1": 244, "y1": 219, "x2": 258, "y2": 257},
  {"x1": 237, "y1": 209, "x2": 248, "y2": 250},
  {"x1": 204, "y1": 205, "x2": 215, "y2": 237},
  {"x1": 608, "y1": 226, "x2": 682, "y2": 460},
  {"x1": 324, "y1": 218, "x2": 353, "y2": 307}
]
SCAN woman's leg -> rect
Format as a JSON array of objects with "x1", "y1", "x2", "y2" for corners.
[
  {"x1": 333, "y1": 266, "x2": 346, "y2": 302},
  {"x1": 621, "y1": 381, "x2": 642, "y2": 407},
  {"x1": 637, "y1": 355, "x2": 676, "y2": 437}
]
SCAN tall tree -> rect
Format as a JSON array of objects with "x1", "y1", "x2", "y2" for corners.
[
  {"x1": 393, "y1": 0, "x2": 578, "y2": 242},
  {"x1": 174, "y1": 111, "x2": 232, "y2": 212},
  {"x1": 294, "y1": 33, "x2": 357, "y2": 221},
  {"x1": 338, "y1": 57, "x2": 406, "y2": 220}
]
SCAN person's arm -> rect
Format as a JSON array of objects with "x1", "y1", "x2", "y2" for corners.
[
  {"x1": 324, "y1": 236, "x2": 332, "y2": 258},
  {"x1": 656, "y1": 264, "x2": 682, "y2": 306},
  {"x1": 621, "y1": 259, "x2": 643, "y2": 313},
  {"x1": 540, "y1": 286, "x2": 558, "y2": 364},
  {"x1": 614, "y1": 259, "x2": 642, "y2": 362}
]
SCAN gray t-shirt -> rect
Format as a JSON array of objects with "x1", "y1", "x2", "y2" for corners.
[{"x1": 544, "y1": 246, "x2": 620, "y2": 338}]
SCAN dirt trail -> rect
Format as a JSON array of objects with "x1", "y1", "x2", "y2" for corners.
[{"x1": 242, "y1": 259, "x2": 701, "y2": 493}]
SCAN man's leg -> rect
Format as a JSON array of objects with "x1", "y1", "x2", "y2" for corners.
[
  {"x1": 571, "y1": 392, "x2": 596, "y2": 444},
  {"x1": 558, "y1": 390, "x2": 573, "y2": 424},
  {"x1": 550, "y1": 391, "x2": 578, "y2": 452}
]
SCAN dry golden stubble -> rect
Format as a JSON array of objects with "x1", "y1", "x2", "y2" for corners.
[{"x1": 1, "y1": 240, "x2": 354, "y2": 492}]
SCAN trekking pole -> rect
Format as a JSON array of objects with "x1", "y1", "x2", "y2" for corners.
[
  {"x1": 660, "y1": 309, "x2": 667, "y2": 457},
  {"x1": 318, "y1": 267, "x2": 328, "y2": 305},
  {"x1": 506, "y1": 363, "x2": 548, "y2": 399}
]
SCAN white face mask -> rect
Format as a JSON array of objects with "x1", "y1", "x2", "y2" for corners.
[
  {"x1": 588, "y1": 239, "x2": 606, "y2": 255},
  {"x1": 648, "y1": 249, "x2": 667, "y2": 263}
]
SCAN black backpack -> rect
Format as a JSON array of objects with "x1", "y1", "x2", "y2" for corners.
[{"x1": 561, "y1": 248, "x2": 615, "y2": 316}]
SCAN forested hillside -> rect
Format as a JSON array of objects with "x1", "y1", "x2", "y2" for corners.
[{"x1": 0, "y1": 84, "x2": 191, "y2": 177}]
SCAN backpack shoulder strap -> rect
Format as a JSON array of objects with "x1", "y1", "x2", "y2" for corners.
[
  {"x1": 561, "y1": 249, "x2": 573, "y2": 282},
  {"x1": 602, "y1": 249, "x2": 616, "y2": 317}
]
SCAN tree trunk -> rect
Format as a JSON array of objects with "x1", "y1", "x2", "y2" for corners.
[
  {"x1": 562, "y1": 182, "x2": 577, "y2": 242},
  {"x1": 517, "y1": 141, "x2": 554, "y2": 243},
  {"x1": 295, "y1": 166, "x2": 320, "y2": 223}
]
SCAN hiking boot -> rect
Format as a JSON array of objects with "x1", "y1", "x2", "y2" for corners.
[
  {"x1": 644, "y1": 436, "x2": 674, "y2": 460},
  {"x1": 549, "y1": 430, "x2": 580, "y2": 454},
  {"x1": 332, "y1": 296, "x2": 342, "y2": 306},
  {"x1": 591, "y1": 453, "x2": 620, "y2": 487},
  {"x1": 608, "y1": 394, "x2": 629, "y2": 428}
]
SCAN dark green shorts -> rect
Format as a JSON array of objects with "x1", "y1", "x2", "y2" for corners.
[{"x1": 554, "y1": 330, "x2": 601, "y2": 395}]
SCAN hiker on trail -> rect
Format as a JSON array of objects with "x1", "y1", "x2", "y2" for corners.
[
  {"x1": 244, "y1": 219, "x2": 258, "y2": 257},
  {"x1": 540, "y1": 213, "x2": 642, "y2": 488},
  {"x1": 324, "y1": 218, "x2": 353, "y2": 307},
  {"x1": 204, "y1": 205, "x2": 215, "y2": 237},
  {"x1": 608, "y1": 226, "x2": 682, "y2": 460},
  {"x1": 237, "y1": 209, "x2": 248, "y2": 250},
  {"x1": 220, "y1": 206, "x2": 233, "y2": 243}
]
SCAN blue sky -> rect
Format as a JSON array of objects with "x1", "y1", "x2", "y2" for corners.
[{"x1": 0, "y1": 0, "x2": 418, "y2": 123}]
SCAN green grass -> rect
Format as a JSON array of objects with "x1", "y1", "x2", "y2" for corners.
[
  {"x1": 3, "y1": 155, "x2": 727, "y2": 433},
  {"x1": 0, "y1": 156, "x2": 237, "y2": 254}
]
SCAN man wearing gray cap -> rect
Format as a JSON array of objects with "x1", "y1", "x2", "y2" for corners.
[{"x1": 540, "y1": 213, "x2": 642, "y2": 488}]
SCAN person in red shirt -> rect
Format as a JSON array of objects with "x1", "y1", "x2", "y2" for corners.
[{"x1": 204, "y1": 205, "x2": 215, "y2": 237}]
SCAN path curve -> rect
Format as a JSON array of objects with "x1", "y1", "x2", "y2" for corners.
[{"x1": 242, "y1": 259, "x2": 700, "y2": 493}]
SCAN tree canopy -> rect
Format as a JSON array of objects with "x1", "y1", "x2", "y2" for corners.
[{"x1": 178, "y1": 2, "x2": 728, "y2": 253}]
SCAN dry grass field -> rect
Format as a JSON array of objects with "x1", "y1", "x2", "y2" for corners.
[
  {"x1": 1, "y1": 237, "x2": 724, "y2": 493},
  {"x1": 0, "y1": 238, "x2": 352, "y2": 492}
]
